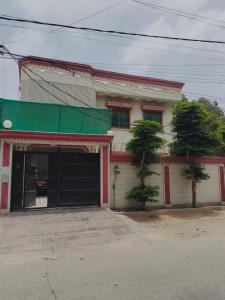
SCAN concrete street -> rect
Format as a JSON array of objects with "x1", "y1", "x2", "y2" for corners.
[{"x1": 0, "y1": 207, "x2": 225, "y2": 299}]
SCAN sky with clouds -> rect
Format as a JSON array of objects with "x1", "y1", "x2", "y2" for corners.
[{"x1": 1, "y1": 0, "x2": 225, "y2": 107}]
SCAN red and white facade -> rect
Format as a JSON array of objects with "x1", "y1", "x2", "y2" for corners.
[
  {"x1": 0, "y1": 56, "x2": 224, "y2": 211},
  {"x1": 111, "y1": 152, "x2": 225, "y2": 209},
  {"x1": 0, "y1": 131, "x2": 113, "y2": 211}
]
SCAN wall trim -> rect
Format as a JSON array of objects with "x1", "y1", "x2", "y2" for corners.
[
  {"x1": 106, "y1": 100, "x2": 133, "y2": 110},
  {"x1": 19, "y1": 57, "x2": 184, "y2": 89},
  {"x1": 111, "y1": 152, "x2": 133, "y2": 163},
  {"x1": 142, "y1": 105, "x2": 165, "y2": 112},
  {"x1": 111, "y1": 152, "x2": 225, "y2": 164},
  {"x1": 164, "y1": 156, "x2": 225, "y2": 164},
  {"x1": 0, "y1": 130, "x2": 113, "y2": 143}
]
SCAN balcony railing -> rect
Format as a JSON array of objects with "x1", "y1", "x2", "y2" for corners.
[{"x1": 0, "y1": 98, "x2": 112, "y2": 135}]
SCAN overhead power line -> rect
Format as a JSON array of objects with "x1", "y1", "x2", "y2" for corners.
[
  {"x1": 2, "y1": 50, "x2": 225, "y2": 68},
  {"x1": 1, "y1": 47, "x2": 187, "y2": 103},
  {"x1": 132, "y1": 0, "x2": 225, "y2": 29},
  {"x1": 2, "y1": 48, "x2": 225, "y2": 87},
  {"x1": 3, "y1": 48, "x2": 225, "y2": 86},
  {"x1": 48, "y1": 0, "x2": 127, "y2": 34},
  {"x1": 1, "y1": 49, "x2": 225, "y2": 82},
  {"x1": 1, "y1": 15, "x2": 225, "y2": 44},
  {"x1": 5, "y1": 26, "x2": 225, "y2": 63},
  {"x1": 2, "y1": 46, "x2": 225, "y2": 102},
  {"x1": 2, "y1": 46, "x2": 110, "y2": 123},
  {"x1": 65, "y1": 0, "x2": 127, "y2": 25}
]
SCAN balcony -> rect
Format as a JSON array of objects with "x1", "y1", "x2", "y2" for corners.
[{"x1": 0, "y1": 98, "x2": 112, "y2": 135}]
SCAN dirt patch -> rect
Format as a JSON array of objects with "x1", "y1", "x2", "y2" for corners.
[
  {"x1": 124, "y1": 206, "x2": 225, "y2": 223},
  {"x1": 124, "y1": 211, "x2": 161, "y2": 222}
]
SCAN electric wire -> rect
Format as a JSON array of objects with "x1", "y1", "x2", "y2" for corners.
[
  {"x1": 132, "y1": 0, "x2": 225, "y2": 29},
  {"x1": 2, "y1": 48, "x2": 225, "y2": 103},
  {"x1": 3, "y1": 21, "x2": 225, "y2": 65},
  {"x1": 4, "y1": 50, "x2": 225, "y2": 83},
  {"x1": 2, "y1": 46, "x2": 110, "y2": 124},
  {"x1": 1, "y1": 15, "x2": 225, "y2": 44},
  {"x1": 48, "y1": 0, "x2": 127, "y2": 34}
]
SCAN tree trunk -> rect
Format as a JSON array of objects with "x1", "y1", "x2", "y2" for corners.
[
  {"x1": 192, "y1": 179, "x2": 197, "y2": 208},
  {"x1": 141, "y1": 201, "x2": 145, "y2": 211},
  {"x1": 140, "y1": 151, "x2": 146, "y2": 186}
]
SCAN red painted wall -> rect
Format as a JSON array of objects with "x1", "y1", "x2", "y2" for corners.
[
  {"x1": 1, "y1": 183, "x2": 8, "y2": 209},
  {"x1": 102, "y1": 146, "x2": 109, "y2": 204},
  {"x1": 164, "y1": 166, "x2": 171, "y2": 205},
  {"x1": 2, "y1": 143, "x2": 10, "y2": 167},
  {"x1": 219, "y1": 166, "x2": 225, "y2": 202}
]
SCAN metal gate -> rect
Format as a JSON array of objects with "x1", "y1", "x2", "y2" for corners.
[
  {"x1": 48, "y1": 152, "x2": 100, "y2": 208},
  {"x1": 11, "y1": 151, "x2": 100, "y2": 210}
]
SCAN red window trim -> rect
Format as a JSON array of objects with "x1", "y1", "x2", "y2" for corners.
[
  {"x1": 106, "y1": 100, "x2": 133, "y2": 110},
  {"x1": 110, "y1": 106, "x2": 131, "y2": 130},
  {"x1": 141, "y1": 105, "x2": 164, "y2": 112},
  {"x1": 142, "y1": 109, "x2": 163, "y2": 125}
]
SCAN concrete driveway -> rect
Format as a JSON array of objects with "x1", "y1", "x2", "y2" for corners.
[{"x1": 1, "y1": 207, "x2": 225, "y2": 299}]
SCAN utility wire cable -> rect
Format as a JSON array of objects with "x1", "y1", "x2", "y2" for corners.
[
  {"x1": 2, "y1": 46, "x2": 110, "y2": 123},
  {"x1": 5, "y1": 21, "x2": 225, "y2": 59},
  {"x1": 3, "y1": 49, "x2": 225, "y2": 68},
  {"x1": 1, "y1": 15, "x2": 225, "y2": 44},
  {"x1": 2, "y1": 48, "x2": 225, "y2": 102},
  {"x1": 4, "y1": 20, "x2": 225, "y2": 64},
  {"x1": 3, "y1": 49, "x2": 225, "y2": 86},
  {"x1": 49, "y1": 0, "x2": 127, "y2": 34},
  {"x1": 132, "y1": 0, "x2": 225, "y2": 29}
]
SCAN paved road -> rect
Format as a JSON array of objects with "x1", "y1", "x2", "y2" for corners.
[{"x1": 0, "y1": 207, "x2": 225, "y2": 299}]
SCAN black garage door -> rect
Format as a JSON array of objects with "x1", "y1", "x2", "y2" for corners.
[
  {"x1": 11, "y1": 151, "x2": 100, "y2": 210},
  {"x1": 48, "y1": 152, "x2": 100, "y2": 208}
]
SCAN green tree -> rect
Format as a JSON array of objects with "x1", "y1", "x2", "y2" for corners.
[
  {"x1": 126, "y1": 120, "x2": 166, "y2": 210},
  {"x1": 198, "y1": 97, "x2": 225, "y2": 155},
  {"x1": 171, "y1": 101, "x2": 220, "y2": 208}
]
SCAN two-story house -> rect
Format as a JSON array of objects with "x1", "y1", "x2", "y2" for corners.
[{"x1": 0, "y1": 56, "x2": 224, "y2": 212}]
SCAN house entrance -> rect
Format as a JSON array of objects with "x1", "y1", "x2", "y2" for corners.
[{"x1": 11, "y1": 150, "x2": 100, "y2": 211}]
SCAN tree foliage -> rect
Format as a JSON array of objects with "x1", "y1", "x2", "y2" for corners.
[
  {"x1": 198, "y1": 97, "x2": 225, "y2": 155},
  {"x1": 171, "y1": 100, "x2": 220, "y2": 207},
  {"x1": 126, "y1": 120, "x2": 166, "y2": 209}
]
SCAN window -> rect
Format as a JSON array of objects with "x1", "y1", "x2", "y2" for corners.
[
  {"x1": 143, "y1": 111, "x2": 162, "y2": 124},
  {"x1": 112, "y1": 108, "x2": 129, "y2": 128}
]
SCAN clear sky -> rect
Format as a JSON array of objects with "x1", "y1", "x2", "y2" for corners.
[{"x1": 1, "y1": 0, "x2": 225, "y2": 107}]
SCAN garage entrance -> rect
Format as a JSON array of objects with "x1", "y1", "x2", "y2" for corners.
[{"x1": 11, "y1": 150, "x2": 100, "y2": 211}]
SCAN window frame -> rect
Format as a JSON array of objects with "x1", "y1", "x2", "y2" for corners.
[
  {"x1": 106, "y1": 100, "x2": 132, "y2": 130},
  {"x1": 143, "y1": 110, "x2": 163, "y2": 124},
  {"x1": 111, "y1": 107, "x2": 130, "y2": 129},
  {"x1": 142, "y1": 105, "x2": 164, "y2": 125}
]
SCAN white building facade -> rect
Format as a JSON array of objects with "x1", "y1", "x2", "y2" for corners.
[{"x1": 0, "y1": 56, "x2": 224, "y2": 211}]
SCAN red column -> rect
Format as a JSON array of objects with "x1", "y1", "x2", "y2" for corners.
[
  {"x1": 102, "y1": 145, "x2": 109, "y2": 204},
  {"x1": 1, "y1": 143, "x2": 10, "y2": 209},
  {"x1": 219, "y1": 166, "x2": 225, "y2": 203},
  {"x1": 2, "y1": 143, "x2": 10, "y2": 167},
  {"x1": 164, "y1": 165, "x2": 171, "y2": 207}
]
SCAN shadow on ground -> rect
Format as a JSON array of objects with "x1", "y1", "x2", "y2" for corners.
[{"x1": 124, "y1": 206, "x2": 225, "y2": 223}]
